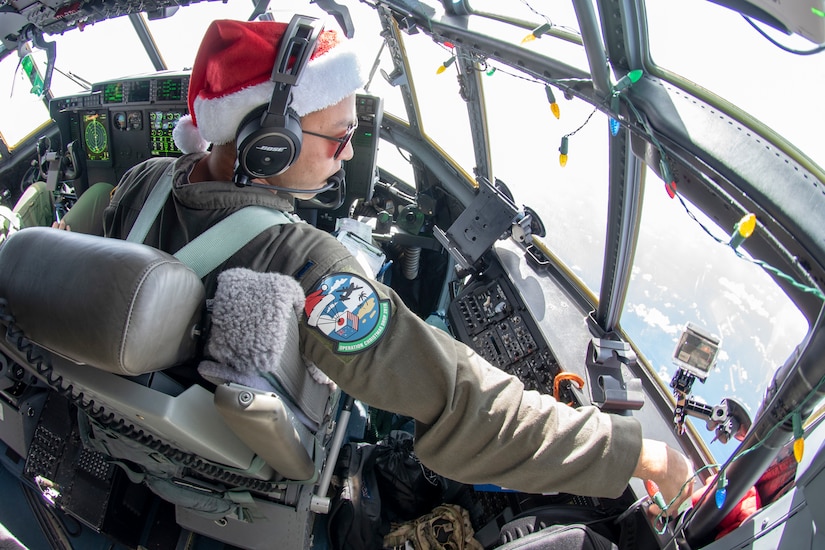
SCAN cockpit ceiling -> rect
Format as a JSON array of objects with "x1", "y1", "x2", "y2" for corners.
[{"x1": 1, "y1": 0, "x2": 214, "y2": 47}]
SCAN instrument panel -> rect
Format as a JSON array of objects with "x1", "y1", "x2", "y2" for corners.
[
  {"x1": 448, "y1": 264, "x2": 578, "y2": 404},
  {"x1": 49, "y1": 73, "x2": 190, "y2": 187}
]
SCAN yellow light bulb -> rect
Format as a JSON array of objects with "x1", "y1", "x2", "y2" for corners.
[
  {"x1": 558, "y1": 136, "x2": 569, "y2": 167},
  {"x1": 729, "y1": 213, "x2": 757, "y2": 249},
  {"x1": 522, "y1": 22, "x2": 552, "y2": 44},
  {"x1": 794, "y1": 437, "x2": 805, "y2": 463},
  {"x1": 436, "y1": 56, "x2": 455, "y2": 75},
  {"x1": 738, "y1": 213, "x2": 757, "y2": 238},
  {"x1": 792, "y1": 412, "x2": 805, "y2": 463},
  {"x1": 550, "y1": 103, "x2": 560, "y2": 119}
]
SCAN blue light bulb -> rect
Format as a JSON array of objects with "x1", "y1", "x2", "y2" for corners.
[{"x1": 715, "y1": 487, "x2": 727, "y2": 509}]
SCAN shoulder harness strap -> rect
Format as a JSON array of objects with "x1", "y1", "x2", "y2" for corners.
[{"x1": 125, "y1": 160, "x2": 297, "y2": 278}]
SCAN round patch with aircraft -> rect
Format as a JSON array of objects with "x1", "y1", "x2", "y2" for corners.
[{"x1": 304, "y1": 273, "x2": 390, "y2": 353}]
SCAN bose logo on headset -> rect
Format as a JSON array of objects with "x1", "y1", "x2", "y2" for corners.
[
  {"x1": 234, "y1": 15, "x2": 323, "y2": 183},
  {"x1": 256, "y1": 145, "x2": 289, "y2": 153}
]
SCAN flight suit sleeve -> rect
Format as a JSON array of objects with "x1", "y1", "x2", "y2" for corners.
[{"x1": 299, "y1": 266, "x2": 643, "y2": 498}]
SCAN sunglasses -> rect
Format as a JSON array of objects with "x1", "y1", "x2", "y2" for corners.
[{"x1": 303, "y1": 123, "x2": 358, "y2": 159}]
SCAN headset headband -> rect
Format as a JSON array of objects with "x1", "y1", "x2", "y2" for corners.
[{"x1": 263, "y1": 15, "x2": 324, "y2": 126}]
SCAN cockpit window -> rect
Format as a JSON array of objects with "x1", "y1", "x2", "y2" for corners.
[
  {"x1": 401, "y1": 31, "x2": 475, "y2": 174},
  {"x1": 50, "y1": 17, "x2": 155, "y2": 97},
  {"x1": 627, "y1": 173, "x2": 809, "y2": 459},
  {"x1": 645, "y1": 0, "x2": 825, "y2": 171},
  {"x1": 468, "y1": 0, "x2": 581, "y2": 36},
  {"x1": 0, "y1": 51, "x2": 50, "y2": 148},
  {"x1": 482, "y1": 72, "x2": 609, "y2": 294},
  {"x1": 466, "y1": 0, "x2": 590, "y2": 74},
  {"x1": 144, "y1": 1, "x2": 260, "y2": 71}
]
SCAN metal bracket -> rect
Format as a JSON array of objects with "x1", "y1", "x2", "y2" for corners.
[
  {"x1": 311, "y1": 0, "x2": 355, "y2": 38},
  {"x1": 676, "y1": 391, "x2": 751, "y2": 444},
  {"x1": 433, "y1": 177, "x2": 518, "y2": 272},
  {"x1": 586, "y1": 337, "x2": 645, "y2": 411}
]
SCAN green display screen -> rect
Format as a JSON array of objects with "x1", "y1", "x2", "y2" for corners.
[
  {"x1": 156, "y1": 78, "x2": 184, "y2": 102},
  {"x1": 102, "y1": 83, "x2": 123, "y2": 104},
  {"x1": 81, "y1": 111, "x2": 110, "y2": 162},
  {"x1": 149, "y1": 110, "x2": 183, "y2": 156}
]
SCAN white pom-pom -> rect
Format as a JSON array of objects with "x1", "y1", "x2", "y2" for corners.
[{"x1": 172, "y1": 115, "x2": 210, "y2": 154}]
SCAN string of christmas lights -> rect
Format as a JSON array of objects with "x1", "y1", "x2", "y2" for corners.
[
  {"x1": 616, "y1": 90, "x2": 825, "y2": 304},
  {"x1": 558, "y1": 105, "x2": 598, "y2": 166},
  {"x1": 433, "y1": 15, "x2": 823, "y2": 304},
  {"x1": 668, "y1": 193, "x2": 825, "y2": 301},
  {"x1": 430, "y1": 6, "x2": 825, "y2": 539},
  {"x1": 432, "y1": 43, "x2": 582, "y2": 147},
  {"x1": 516, "y1": 0, "x2": 581, "y2": 41}
]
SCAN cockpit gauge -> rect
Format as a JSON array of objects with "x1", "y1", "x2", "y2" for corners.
[
  {"x1": 84, "y1": 118, "x2": 107, "y2": 154},
  {"x1": 113, "y1": 112, "x2": 127, "y2": 130},
  {"x1": 128, "y1": 111, "x2": 142, "y2": 130}
]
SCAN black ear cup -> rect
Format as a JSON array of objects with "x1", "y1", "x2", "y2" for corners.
[{"x1": 236, "y1": 106, "x2": 303, "y2": 179}]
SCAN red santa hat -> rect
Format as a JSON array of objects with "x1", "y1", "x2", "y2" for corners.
[{"x1": 173, "y1": 19, "x2": 366, "y2": 155}]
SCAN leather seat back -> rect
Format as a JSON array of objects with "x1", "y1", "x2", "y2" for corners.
[{"x1": 0, "y1": 227, "x2": 203, "y2": 375}]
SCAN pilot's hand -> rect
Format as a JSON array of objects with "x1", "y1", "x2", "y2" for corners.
[
  {"x1": 632, "y1": 438, "x2": 694, "y2": 517},
  {"x1": 51, "y1": 220, "x2": 71, "y2": 231}
]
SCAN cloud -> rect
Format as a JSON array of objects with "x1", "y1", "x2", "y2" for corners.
[
  {"x1": 717, "y1": 276, "x2": 770, "y2": 318},
  {"x1": 626, "y1": 303, "x2": 680, "y2": 335}
]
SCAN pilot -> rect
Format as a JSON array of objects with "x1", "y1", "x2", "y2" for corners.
[{"x1": 103, "y1": 18, "x2": 694, "y2": 513}]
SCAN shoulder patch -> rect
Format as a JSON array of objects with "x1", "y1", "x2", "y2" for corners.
[{"x1": 305, "y1": 273, "x2": 390, "y2": 353}]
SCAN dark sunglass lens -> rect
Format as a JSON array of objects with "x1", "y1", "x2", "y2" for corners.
[{"x1": 334, "y1": 126, "x2": 356, "y2": 159}]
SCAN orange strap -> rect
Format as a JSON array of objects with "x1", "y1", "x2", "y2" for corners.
[{"x1": 553, "y1": 372, "x2": 585, "y2": 404}]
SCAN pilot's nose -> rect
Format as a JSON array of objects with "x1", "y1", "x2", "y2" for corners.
[{"x1": 339, "y1": 139, "x2": 355, "y2": 161}]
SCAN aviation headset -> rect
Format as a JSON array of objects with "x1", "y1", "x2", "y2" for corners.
[
  {"x1": 235, "y1": 15, "x2": 321, "y2": 181},
  {"x1": 233, "y1": 15, "x2": 346, "y2": 209}
]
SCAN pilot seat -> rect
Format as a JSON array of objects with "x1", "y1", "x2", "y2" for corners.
[{"x1": 0, "y1": 226, "x2": 347, "y2": 550}]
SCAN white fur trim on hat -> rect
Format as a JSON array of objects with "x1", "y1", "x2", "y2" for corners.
[
  {"x1": 186, "y1": 40, "x2": 366, "y2": 150},
  {"x1": 172, "y1": 115, "x2": 210, "y2": 154},
  {"x1": 192, "y1": 83, "x2": 274, "y2": 147},
  {"x1": 291, "y1": 40, "x2": 365, "y2": 117}
]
